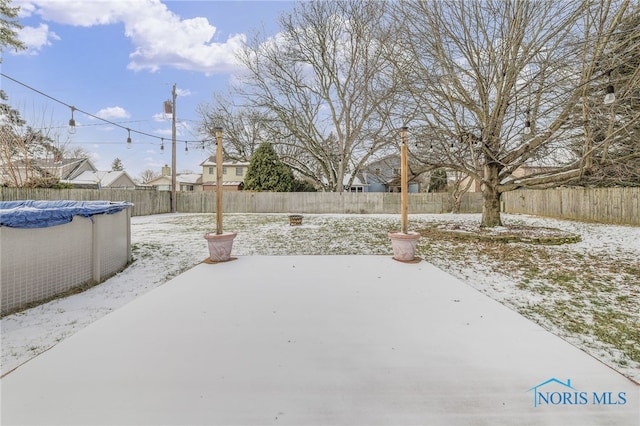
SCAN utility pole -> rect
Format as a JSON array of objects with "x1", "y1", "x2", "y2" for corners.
[{"x1": 170, "y1": 83, "x2": 177, "y2": 213}]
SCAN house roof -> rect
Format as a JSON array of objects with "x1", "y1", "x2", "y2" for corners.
[
  {"x1": 11, "y1": 157, "x2": 89, "y2": 168},
  {"x1": 177, "y1": 173, "x2": 203, "y2": 184},
  {"x1": 9, "y1": 158, "x2": 97, "y2": 180},
  {"x1": 146, "y1": 174, "x2": 203, "y2": 186},
  {"x1": 343, "y1": 175, "x2": 368, "y2": 187},
  {"x1": 200, "y1": 156, "x2": 250, "y2": 167},
  {"x1": 62, "y1": 170, "x2": 136, "y2": 188},
  {"x1": 146, "y1": 175, "x2": 171, "y2": 186}
]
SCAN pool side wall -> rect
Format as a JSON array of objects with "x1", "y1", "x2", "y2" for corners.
[{"x1": 0, "y1": 209, "x2": 131, "y2": 315}]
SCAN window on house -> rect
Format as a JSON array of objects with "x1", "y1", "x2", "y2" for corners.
[
  {"x1": 236, "y1": 167, "x2": 243, "y2": 176},
  {"x1": 223, "y1": 167, "x2": 227, "y2": 174},
  {"x1": 208, "y1": 167, "x2": 214, "y2": 174}
]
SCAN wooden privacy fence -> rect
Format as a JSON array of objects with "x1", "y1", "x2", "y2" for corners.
[
  {"x1": 0, "y1": 188, "x2": 481, "y2": 216},
  {"x1": 502, "y1": 187, "x2": 640, "y2": 226},
  {"x1": 177, "y1": 191, "x2": 483, "y2": 214},
  {"x1": 2, "y1": 187, "x2": 638, "y2": 225}
]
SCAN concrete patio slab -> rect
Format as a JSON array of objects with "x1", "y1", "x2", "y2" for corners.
[{"x1": 1, "y1": 256, "x2": 638, "y2": 425}]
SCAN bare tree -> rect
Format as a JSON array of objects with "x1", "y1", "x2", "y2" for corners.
[
  {"x1": 390, "y1": 0, "x2": 637, "y2": 226},
  {"x1": 570, "y1": 5, "x2": 640, "y2": 186},
  {"x1": 139, "y1": 169, "x2": 159, "y2": 184},
  {"x1": 448, "y1": 171, "x2": 476, "y2": 214},
  {"x1": 232, "y1": 0, "x2": 403, "y2": 191},
  {"x1": 62, "y1": 146, "x2": 91, "y2": 159},
  {"x1": 0, "y1": 105, "x2": 68, "y2": 187},
  {"x1": 198, "y1": 94, "x2": 268, "y2": 162}
]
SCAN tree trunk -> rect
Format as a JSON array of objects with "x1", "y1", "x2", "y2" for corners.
[
  {"x1": 451, "y1": 193, "x2": 462, "y2": 214},
  {"x1": 481, "y1": 164, "x2": 502, "y2": 227}
]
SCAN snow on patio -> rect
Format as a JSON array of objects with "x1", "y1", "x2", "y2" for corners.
[
  {"x1": 1, "y1": 213, "x2": 639, "y2": 385},
  {"x1": 3, "y1": 255, "x2": 638, "y2": 425}
]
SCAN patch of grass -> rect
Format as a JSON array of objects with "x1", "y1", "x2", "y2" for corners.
[
  {"x1": 412, "y1": 220, "x2": 639, "y2": 376},
  {"x1": 593, "y1": 310, "x2": 640, "y2": 363}
]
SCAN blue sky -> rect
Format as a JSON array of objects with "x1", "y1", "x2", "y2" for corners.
[{"x1": 3, "y1": 0, "x2": 293, "y2": 180}]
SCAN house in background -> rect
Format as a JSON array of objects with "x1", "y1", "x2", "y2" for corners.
[
  {"x1": 342, "y1": 175, "x2": 369, "y2": 192},
  {"x1": 0, "y1": 157, "x2": 97, "y2": 187},
  {"x1": 62, "y1": 170, "x2": 137, "y2": 189},
  {"x1": 200, "y1": 156, "x2": 249, "y2": 191},
  {"x1": 361, "y1": 155, "x2": 423, "y2": 193},
  {"x1": 145, "y1": 165, "x2": 203, "y2": 192},
  {"x1": 176, "y1": 173, "x2": 203, "y2": 192}
]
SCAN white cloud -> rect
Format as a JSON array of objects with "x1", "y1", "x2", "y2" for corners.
[
  {"x1": 95, "y1": 106, "x2": 131, "y2": 120},
  {"x1": 18, "y1": 0, "x2": 245, "y2": 74},
  {"x1": 15, "y1": 23, "x2": 60, "y2": 54},
  {"x1": 152, "y1": 112, "x2": 171, "y2": 122},
  {"x1": 14, "y1": 0, "x2": 37, "y2": 18}
]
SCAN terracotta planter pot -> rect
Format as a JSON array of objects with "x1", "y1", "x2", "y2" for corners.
[
  {"x1": 204, "y1": 232, "x2": 237, "y2": 262},
  {"x1": 388, "y1": 231, "x2": 420, "y2": 262}
]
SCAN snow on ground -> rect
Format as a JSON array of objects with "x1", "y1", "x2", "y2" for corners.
[{"x1": 2, "y1": 213, "x2": 639, "y2": 382}]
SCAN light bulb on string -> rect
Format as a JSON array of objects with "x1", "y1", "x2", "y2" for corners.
[
  {"x1": 160, "y1": 138, "x2": 164, "y2": 153},
  {"x1": 68, "y1": 106, "x2": 76, "y2": 134},
  {"x1": 126, "y1": 128, "x2": 132, "y2": 149},
  {"x1": 604, "y1": 85, "x2": 615, "y2": 105},
  {"x1": 524, "y1": 109, "x2": 532, "y2": 135},
  {"x1": 603, "y1": 71, "x2": 616, "y2": 105},
  {"x1": 184, "y1": 141, "x2": 189, "y2": 154}
]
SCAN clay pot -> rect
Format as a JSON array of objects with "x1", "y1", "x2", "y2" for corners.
[
  {"x1": 388, "y1": 231, "x2": 420, "y2": 262},
  {"x1": 204, "y1": 232, "x2": 237, "y2": 262}
]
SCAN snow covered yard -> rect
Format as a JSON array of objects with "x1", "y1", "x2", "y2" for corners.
[{"x1": 2, "y1": 212, "x2": 639, "y2": 383}]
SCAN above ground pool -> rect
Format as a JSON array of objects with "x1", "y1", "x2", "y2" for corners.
[{"x1": 0, "y1": 200, "x2": 133, "y2": 315}]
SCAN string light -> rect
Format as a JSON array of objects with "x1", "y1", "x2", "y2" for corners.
[
  {"x1": 0, "y1": 72, "x2": 205, "y2": 147},
  {"x1": 524, "y1": 109, "x2": 532, "y2": 135},
  {"x1": 184, "y1": 141, "x2": 188, "y2": 153},
  {"x1": 604, "y1": 72, "x2": 616, "y2": 105},
  {"x1": 68, "y1": 106, "x2": 76, "y2": 134},
  {"x1": 126, "y1": 128, "x2": 132, "y2": 148},
  {"x1": 604, "y1": 85, "x2": 615, "y2": 104},
  {"x1": 160, "y1": 138, "x2": 165, "y2": 152}
]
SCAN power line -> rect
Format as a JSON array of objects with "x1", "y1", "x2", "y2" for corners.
[{"x1": 0, "y1": 72, "x2": 210, "y2": 146}]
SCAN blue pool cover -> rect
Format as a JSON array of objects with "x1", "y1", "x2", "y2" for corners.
[{"x1": 0, "y1": 200, "x2": 133, "y2": 229}]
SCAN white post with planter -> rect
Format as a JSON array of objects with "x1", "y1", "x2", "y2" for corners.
[
  {"x1": 388, "y1": 126, "x2": 420, "y2": 262},
  {"x1": 204, "y1": 126, "x2": 237, "y2": 262}
]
